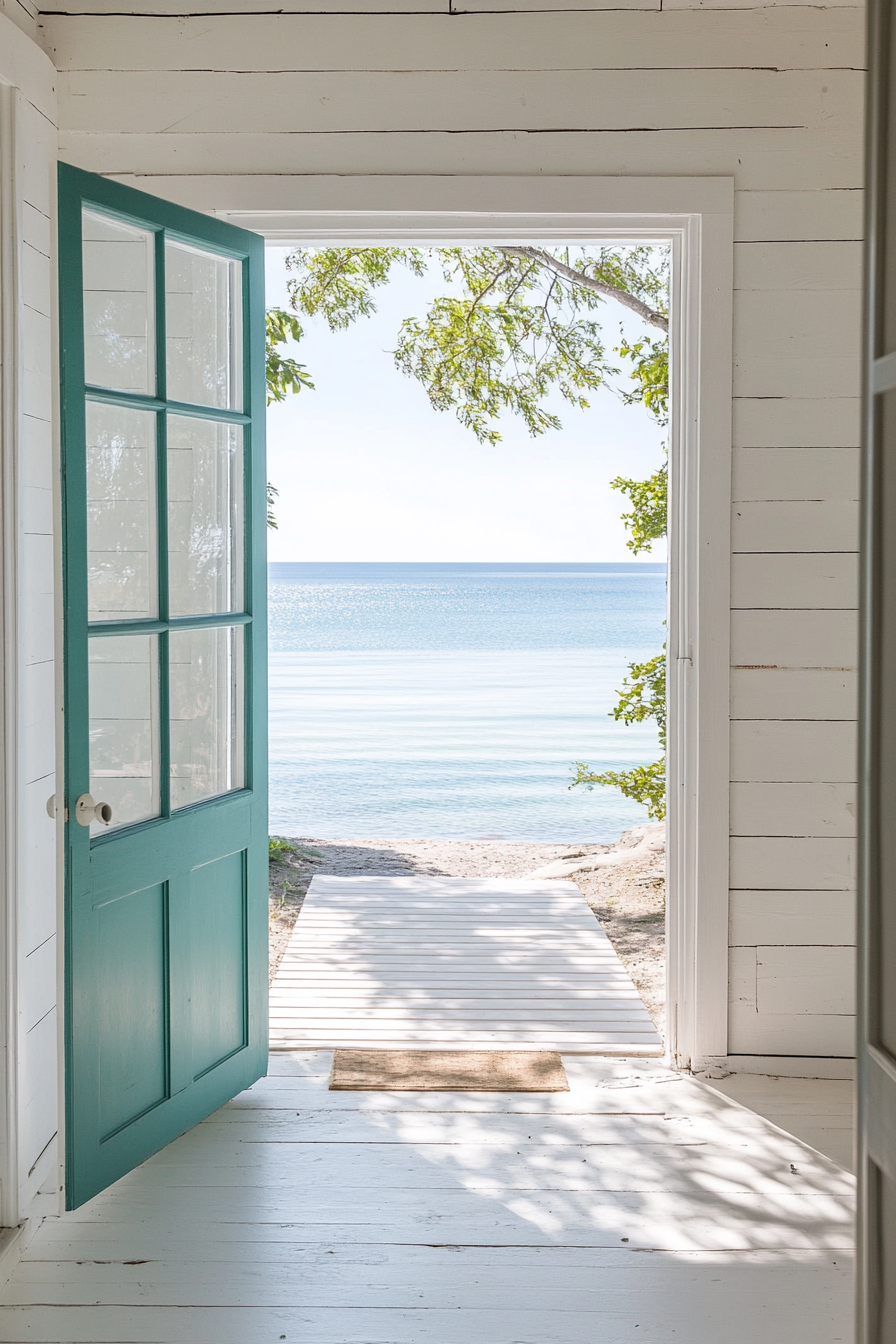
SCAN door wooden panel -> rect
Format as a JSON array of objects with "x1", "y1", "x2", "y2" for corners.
[
  {"x1": 95, "y1": 883, "x2": 168, "y2": 1139},
  {"x1": 59, "y1": 164, "x2": 268, "y2": 1209},
  {"x1": 189, "y1": 852, "x2": 249, "y2": 1077}
]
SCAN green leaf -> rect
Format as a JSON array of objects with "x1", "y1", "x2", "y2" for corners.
[
  {"x1": 569, "y1": 649, "x2": 666, "y2": 818},
  {"x1": 266, "y1": 483, "x2": 279, "y2": 531},
  {"x1": 617, "y1": 336, "x2": 669, "y2": 425},
  {"x1": 570, "y1": 758, "x2": 666, "y2": 821},
  {"x1": 265, "y1": 307, "x2": 314, "y2": 406},
  {"x1": 283, "y1": 244, "x2": 672, "y2": 445},
  {"x1": 610, "y1": 467, "x2": 667, "y2": 554},
  {"x1": 268, "y1": 836, "x2": 294, "y2": 860},
  {"x1": 286, "y1": 247, "x2": 427, "y2": 329},
  {"x1": 265, "y1": 308, "x2": 315, "y2": 528},
  {"x1": 606, "y1": 649, "x2": 666, "y2": 746}
]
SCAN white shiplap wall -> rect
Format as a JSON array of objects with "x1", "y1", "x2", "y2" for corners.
[
  {"x1": 0, "y1": 0, "x2": 38, "y2": 42},
  {"x1": 34, "y1": 0, "x2": 865, "y2": 1064},
  {"x1": 729, "y1": 433, "x2": 859, "y2": 1057}
]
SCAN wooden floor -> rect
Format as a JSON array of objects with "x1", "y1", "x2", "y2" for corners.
[
  {"x1": 270, "y1": 875, "x2": 663, "y2": 1053},
  {"x1": 1, "y1": 879, "x2": 854, "y2": 1339},
  {"x1": 0, "y1": 1053, "x2": 854, "y2": 1342},
  {"x1": 710, "y1": 1074, "x2": 855, "y2": 1172}
]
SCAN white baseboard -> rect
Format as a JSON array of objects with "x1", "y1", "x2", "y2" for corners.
[
  {"x1": 0, "y1": 1143, "x2": 62, "y2": 1291},
  {"x1": 0, "y1": 1222, "x2": 27, "y2": 1288},
  {"x1": 696, "y1": 1054, "x2": 856, "y2": 1081},
  {"x1": 0, "y1": 1204, "x2": 50, "y2": 1292}
]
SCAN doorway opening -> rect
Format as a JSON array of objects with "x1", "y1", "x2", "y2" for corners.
[
  {"x1": 190, "y1": 178, "x2": 734, "y2": 1074},
  {"x1": 261, "y1": 235, "x2": 677, "y2": 1056}
]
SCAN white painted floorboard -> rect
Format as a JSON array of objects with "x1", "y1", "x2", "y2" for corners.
[
  {"x1": 709, "y1": 1074, "x2": 855, "y2": 1172},
  {"x1": 270, "y1": 875, "x2": 664, "y2": 1053},
  {"x1": 0, "y1": 1055, "x2": 853, "y2": 1343}
]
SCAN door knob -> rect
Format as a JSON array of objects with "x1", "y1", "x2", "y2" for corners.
[{"x1": 74, "y1": 793, "x2": 113, "y2": 827}]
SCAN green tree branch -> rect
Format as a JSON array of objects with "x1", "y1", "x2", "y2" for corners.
[
  {"x1": 611, "y1": 466, "x2": 667, "y2": 555},
  {"x1": 569, "y1": 649, "x2": 667, "y2": 820},
  {"x1": 285, "y1": 245, "x2": 668, "y2": 447},
  {"x1": 265, "y1": 307, "x2": 315, "y2": 527}
]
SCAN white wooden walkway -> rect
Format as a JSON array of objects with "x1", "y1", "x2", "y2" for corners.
[
  {"x1": 270, "y1": 875, "x2": 663, "y2": 1054},
  {"x1": 0, "y1": 1055, "x2": 854, "y2": 1342}
]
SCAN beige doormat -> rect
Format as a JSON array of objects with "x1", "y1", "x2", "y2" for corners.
[{"x1": 330, "y1": 1049, "x2": 570, "y2": 1092}]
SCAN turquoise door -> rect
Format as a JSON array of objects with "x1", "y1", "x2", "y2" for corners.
[{"x1": 58, "y1": 165, "x2": 268, "y2": 1209}]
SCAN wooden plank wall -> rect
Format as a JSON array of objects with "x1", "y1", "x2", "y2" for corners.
[
  {"x1": 35, "y1": 0, "x2": 865, "y2": 1063},
  {"x1": 0, "y1": 0, "x2": 39, "y2": 42}
]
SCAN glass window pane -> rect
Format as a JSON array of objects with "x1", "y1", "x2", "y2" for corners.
[
  {"x1": 82, "y1": 209, "x2": 155, "y2": 394},
  {"x1": 88, "y1": 635, "x2": 160, "y2": 835},
  {"x1": 165, "y1": 241, "x2": 242, "y2": 410},
  {"x1": 167, "y1": 416, "x2": 243, "y2": 616},
  {"x1": 87, "y1": 402, "x2": 157, "y2": 622},
  {"x1": 169, "y1": 625, "x2": 244, "y2": 810}
]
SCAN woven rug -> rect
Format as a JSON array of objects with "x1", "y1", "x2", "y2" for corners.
[{"x1": 330, "y1": 1048, "x2": 570, "y2": 1091}]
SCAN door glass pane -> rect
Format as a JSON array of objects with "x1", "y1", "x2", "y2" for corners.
[
  {"x1": 86, "y1": 402, "x2": 157, "y2": 622},
  {"x1": 88, "y1": 634, "x2": 160, "y2": 835},
  {"x1": 170, "y1": 625, "x2": 244, "y2": 810},
  {"x1": 165, "y1": 241, "x2": 242, "y2": 410},
  {"x1": 167, "y1": 416, "x2": 243, "y2": 616},
  {"x1": 82, "y1": 209, "x2": 155, "y2": 394}
]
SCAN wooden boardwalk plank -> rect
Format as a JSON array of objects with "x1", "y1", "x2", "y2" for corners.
[{"x1": 270, "y1": 875, "x2": 663, "y2": 1054}]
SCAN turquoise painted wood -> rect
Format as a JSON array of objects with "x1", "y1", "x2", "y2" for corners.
[{"x1": 58, "y1": 164, "x2": 268, "y2": 1210}]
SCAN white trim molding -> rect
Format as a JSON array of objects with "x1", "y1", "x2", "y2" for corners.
[
  {"x1": 0, "y1": 71, "x2": 22, "y2": 1239},
  {"x1": 126, "y1": 173, "x2": 733, "y2": 1071}
]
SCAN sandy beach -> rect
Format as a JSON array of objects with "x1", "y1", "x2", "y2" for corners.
[{"x1": 269, "y1": 829, "x2": 666, "y2": 1036}]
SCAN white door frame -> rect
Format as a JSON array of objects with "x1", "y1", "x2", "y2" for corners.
[
  {"x1": 113, "y1": 172, "x2": 735, "y2": 1070},
  {"x1": 0, "y1": 17, "x2": 60, "y2": 1234}
]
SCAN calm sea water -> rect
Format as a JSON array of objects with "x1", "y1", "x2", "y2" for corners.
[{"x1": 268, "y1": 562, "x2": 666, "y2": 842}]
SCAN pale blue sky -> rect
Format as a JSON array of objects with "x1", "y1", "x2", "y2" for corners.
[{"x1": 264, "y1": 247, "x2": 668, "y2": 563}]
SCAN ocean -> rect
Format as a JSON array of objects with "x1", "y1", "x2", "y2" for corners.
[{"x1": 268, "y1": 562, "x2": 666, "y2": 843}]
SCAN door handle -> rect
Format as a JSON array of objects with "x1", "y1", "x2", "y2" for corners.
[{"x1": 74, "y1": 793, "x2": 113, "y2": 827}]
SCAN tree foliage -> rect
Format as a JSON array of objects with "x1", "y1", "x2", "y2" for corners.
[
  {"x1": 266, "y1": 308, "x2": 314, "y2": 405},
  {"x1": 617, "y1": 336, "x2": 669, "y2": 424},
  {"x1": 611, "y1": 466, "x2": 667, "y2": 555},
  {"x1": 265, "y1": 308, "x2": 315, "y2": 528},
  {"x1": 266, "y1": 482, "x2": 279, "y2": 531},
  {"x1": 286, "y1": 245, "x2": 666, "y2": 446},
  {"x1": 269, "y1": 244, "x2": 670, "y2": 818},
  {"x1": 570, "y1": 650, "x2": 666, "y2": 820}
]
